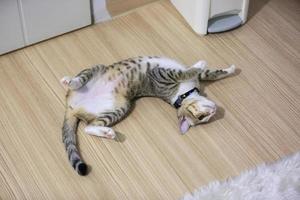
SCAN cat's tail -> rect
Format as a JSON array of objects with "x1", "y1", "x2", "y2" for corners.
[{"x1": 62, "y1": 109, "x2": 88, "y2": 176}]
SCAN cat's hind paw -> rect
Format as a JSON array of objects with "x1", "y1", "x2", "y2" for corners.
[
  {"x1": 85, "y1": 126, "x2": 116, "y2": 140},
  {"x1": 61, "y1": 76, "x2": 72, "y2": 86},
  {"x1": 60, "y1": 76, "x2": 82, "y2": 90},
  {"x1": 104, "y1": 128, "x2": 116, "y2": 139},
  {"x1": 226, "y1": 64, "x2": 236, "y2": 74}
]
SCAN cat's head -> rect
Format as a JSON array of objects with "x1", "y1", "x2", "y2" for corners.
[{"x1": 177, "y1": 96, "x2": 216, "y2": 134}]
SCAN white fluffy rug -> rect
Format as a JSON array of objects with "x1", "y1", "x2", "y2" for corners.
[{"x1": 182, "y1": 152, "x2": 300, "y2": 200}]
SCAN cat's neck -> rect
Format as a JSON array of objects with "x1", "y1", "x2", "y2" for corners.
[
  {"x1": 184, "y1": 91, "x2": 201, "y2": 100},
  {"x1": 170, "y1": 81, "x2": 197, "y2": 105}
]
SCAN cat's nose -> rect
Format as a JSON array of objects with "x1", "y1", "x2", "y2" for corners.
[
  {"x1": 210, "y1": 105, "x2": 217, "y2": 114},
  {"x1": 212, "y1": 105, "x2": 217, "y2": 113}
]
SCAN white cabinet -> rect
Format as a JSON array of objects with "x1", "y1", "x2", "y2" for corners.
[
  {"x1": 0, "y1": 0, "x2": 25, "y2": 54},
  {"x1": 21, "y1": 0, "x2": 91, "y2": 45},
  {"x1": 0, "y1": 0, "x2": 91, "y2": 55}
]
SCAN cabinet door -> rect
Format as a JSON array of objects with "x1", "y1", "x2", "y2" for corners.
[
  {"x1": 0, "y1": 0, "x2": 25, "y2": 54},
  {"x1": 21, "y1": 0, "x2": 91, "y2": 45}
]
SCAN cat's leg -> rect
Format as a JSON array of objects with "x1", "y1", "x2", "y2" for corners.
[
  {"x1": 174, "y1": 67, "x2": 205, "y2": 82},
  {"x1": 199, "y1": 65, "x2": 235, "y2": 81},
  {"x1": 171, "y1": 60, "x2": 208, "y2": 81},
  {"x1": 151, "y1": 67, "x2": 204, "y2": 83},
  {"x1": 61, "y1": 64, "x2": 106, "y2": 90},
  {"x1": 84, "y1": 103, "x2": 131, "y2": 139}
]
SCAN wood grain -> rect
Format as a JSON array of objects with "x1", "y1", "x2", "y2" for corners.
[
  {"x1": 0, "y1": 0, "x2": 299, "y2": 199},
  {"x1": 107, "y1": 0, "x2": 157, "y2": 16}
]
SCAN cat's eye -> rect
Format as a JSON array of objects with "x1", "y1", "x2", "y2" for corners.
[{"x1": 198, "y1": 114, "x2": 207, "y2": 121}]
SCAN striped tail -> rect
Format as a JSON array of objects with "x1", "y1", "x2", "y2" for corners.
[{"x1": 62, "y1": 110, "x2": 88, "y2": 175}]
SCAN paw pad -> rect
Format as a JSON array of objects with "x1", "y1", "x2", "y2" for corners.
[
  {"x1": 105, "y1": 130, "x2": 116, "y2": 139},
  {"x1": 60, "y1": 76, "x2": 72, "y2": 86},
  {"x1": 60, "y1": 76, "x2": 81, "y2": 90}
]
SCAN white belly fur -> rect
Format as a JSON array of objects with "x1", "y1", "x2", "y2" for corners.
[{"x1": 69, "y1": 76, "x2": 119, "y2": 115}]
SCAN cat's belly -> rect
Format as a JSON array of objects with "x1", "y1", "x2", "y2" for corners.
[{"x1": 69, "y1": 77, "x2": 119, "y2": 115}]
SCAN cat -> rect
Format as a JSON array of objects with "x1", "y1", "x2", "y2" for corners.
[{"x1": 60, "y1": 56, "x2": 236, "y2": 175}]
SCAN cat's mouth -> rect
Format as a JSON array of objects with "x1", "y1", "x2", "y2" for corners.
[
  {"x1": 198, "y1": 113, "x2": 209, "y2": 121},
  {"x1": 197, "y1": 106, "x2": 216, "y2": 122}
]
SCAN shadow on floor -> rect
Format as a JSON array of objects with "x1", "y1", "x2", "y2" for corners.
[{"x1": 247, "y1": 0, "x2": 270, "y2": 21}]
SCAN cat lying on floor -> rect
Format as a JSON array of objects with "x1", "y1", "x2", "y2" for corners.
[{"x1": 60, "y1": 56, "x2": 235, "y2": 175}]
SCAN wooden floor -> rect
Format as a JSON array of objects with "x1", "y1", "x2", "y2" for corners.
[{"x1": 0, "y1": 0, "x2": 299, "y2": 199}]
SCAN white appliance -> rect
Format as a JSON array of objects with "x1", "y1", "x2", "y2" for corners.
[{"x1": 171, "y1": 0, "x2": 249, "y2": 35}]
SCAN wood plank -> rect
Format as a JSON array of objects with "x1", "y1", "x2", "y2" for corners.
[{"x1": 107, "y1": 0, "x2": 157, "y2": 16}]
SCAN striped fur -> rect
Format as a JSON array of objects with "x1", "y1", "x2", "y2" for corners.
[
  {"x1": 62, "y1": 110, "x2": 87, "y2": 175},
  {"x1": 61, "y1": 56, "x2": 236, "y2": 175}
]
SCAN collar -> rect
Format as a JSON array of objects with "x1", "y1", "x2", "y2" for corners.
[{"x1": 173, "y1": 87, "x2": 199, "y2": 109}]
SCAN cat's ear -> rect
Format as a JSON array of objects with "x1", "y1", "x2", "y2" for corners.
[{"x1": 179, "y1": 116, "x2": 190, "y2": 134}]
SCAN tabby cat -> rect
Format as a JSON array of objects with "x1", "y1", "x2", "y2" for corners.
[{"x1": 61, "y1": 56, "x2": 235, "y2": 175}]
